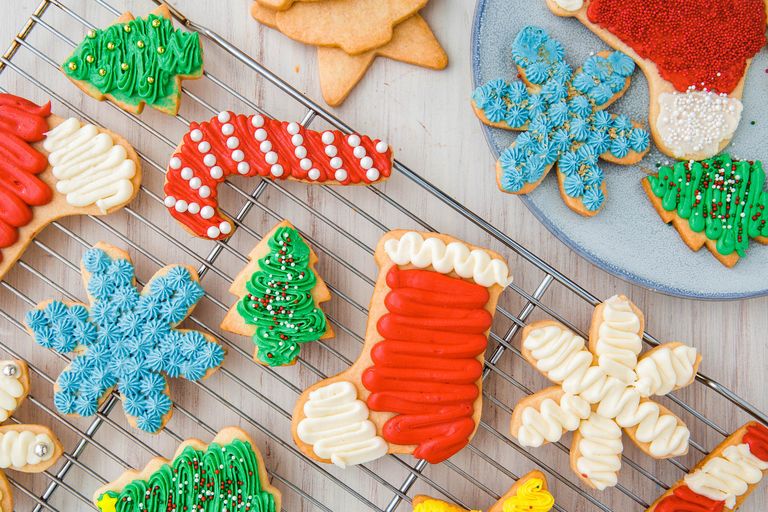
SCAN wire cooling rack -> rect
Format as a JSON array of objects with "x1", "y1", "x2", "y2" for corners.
[{"x1": 0, "y1": 1, "x2": 766, "y2": 511}]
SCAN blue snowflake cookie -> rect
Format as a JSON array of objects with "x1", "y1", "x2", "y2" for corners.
[
  {"x1": 472, "y1": 26, "x2": 650, "y2": 214},
  {"x1": 24, "y1": 243, "x2": 225, "y2": 433}
]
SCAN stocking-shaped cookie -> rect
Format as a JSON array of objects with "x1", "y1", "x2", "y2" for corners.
[
  {"x1": 93, "y1": 427, "x2": 280, "y2": 512},
  {"x1": 62, "y1": 5, "x2": 203, "y2": 115},
  {"x1": 646, "y1": 422, "x2": 768, "y2": 512},
  {"x1": 221, "y1": 220, "x2": 333, "y2": 367},
  {"x1": 0, "y1": 93, "x2": 141, "y2": 280},
  {"x1": 163, "y1": 111, "x2": 393, "y2": 239},
  {"x1": 0, "y1": 360, "x2": 64, "y2": 512},
  {"x1": 24, "y1": 243, "x2": 225, "y2": 433},
  {"x1": 511, "y1": 295, "x2": 701, "y2": 490},
  {"x1": 291, "y1": 230, "x2": 512, "y2": 467},
  {"x1": 472, "y1": 26, "x2": 650, "y2": 216},
  {"x1": 412, "y1": 470, "x2": 555, "y2": 512},
  {"x1": 546, "y1": 0, "x2": 767, "y2": 160}
]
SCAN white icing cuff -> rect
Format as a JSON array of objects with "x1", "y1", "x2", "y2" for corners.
[{"x1": 554, "y1": 0, "x2": 583, "y2": 11}]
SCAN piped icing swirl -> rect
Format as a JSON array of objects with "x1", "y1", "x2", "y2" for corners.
[
  {"x1": 516, "y1": 394, "x2": 590, "y2": 447},
  {"x1": 0, "y1": 430, "x2": 54, "y2": 469},
  {"x1": 0, "y1": 362, "x2": 24, "y2": 422},
  {"x1": 502, "y1": 477, "x2": 555, "y2": 512},
  {"x1": 594, "y1": 295, "x2": 642, "y2": 383},
  {"x1": 576, "y1": 412, "x2": 623, "y2": 490},
  {"x1": 383, "y1": 231, "x2": 512, "y2": 288},
  {"x1": 635, "y1": 345, "x2": 698, "y2": 397}
]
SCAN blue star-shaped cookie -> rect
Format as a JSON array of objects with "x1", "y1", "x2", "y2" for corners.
[
  {"x1": 473, "y1": 26, "x2": 650, "y2": 215},
  {"x1": 24, "y1": 243, "x2": 225, "y2": 433}
]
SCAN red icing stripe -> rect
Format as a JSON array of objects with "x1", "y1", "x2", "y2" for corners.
[
  {"x1": 655, "y1": 485, "x2": 725, "y2": 512},
  {"x1": 744, "y1": 423, "x2": 768, "y2": 462},
  {"x1": 362, "y1": 267, "x2": 491, "y2": 463},
  {"x1": 163, "y1": 111, "x2": 393, "y2": 239},
  {"x1": 586, "y1": 0, "x2": 766, "y2": 94},
  {"x1": 0, "y1": 93, "x2": 52, "y2": 257}
]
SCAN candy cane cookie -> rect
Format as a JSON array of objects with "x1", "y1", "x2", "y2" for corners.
[{"x1": 291, "y1": 230, "x2": 512, "y2": 467}]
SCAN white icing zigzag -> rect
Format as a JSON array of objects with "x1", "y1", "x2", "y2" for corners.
[
  {"x1": 0, "y1": 362, "x2": 23, "y2": 422},
  {"x1": 0, "y1": 430, "x2": 54, "y2": 469},
  {"x1": 383, "y1": 231, "x2": 513, "y2": 288},
  {"x1": 685, "y1": 443, "x2": 768, "y2": 508}
]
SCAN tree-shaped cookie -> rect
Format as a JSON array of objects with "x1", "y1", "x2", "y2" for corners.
[
  {"x1": 24, "y1": 243, "x2": 225, "y2": 433},
  {"x1": 511, "y1": 295, "x2": 701, "y2": 490},
  {"x1": 643, "y1": 154, "x2": 768, "y2": 268},
  {"x1": 546, "y1": 0, "x2": 767, "y2": 160},
  {"x1": 412, "y1": 471, "x2": 555, "y2": 512},
  {"x1": 61, "y1": 5, "x2": 203, "y2": 115},
  {"x1": 221, "y1": 220, "x2": 333, "y2": 367},
  {"x1": 472, "y1": 26, "x2": 650, "y2": 216},
  {"x1": 93, "y1": 427, "x2": 281, "y2": 512},
  {"x1": 0, "y1": 93, "x2": 141, "y2": 281},
  {"x1": 0, "y1": 359, "x2": 64, "y2": 512}
]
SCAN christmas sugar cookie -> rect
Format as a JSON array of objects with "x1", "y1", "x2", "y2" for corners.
[
  {"x1": 412, "y1": 470, "x2": 555, "y2": 512},
  {"x1": 221, "y1": 220, "x2": 333, "y2": 367},
  {"x1": 0, "y1": 93, "x2": 141, "y2": 281},
  {"x1": 472, "y1": 26, "x2": 650, "y2": 216},
  {"x1": 646, "y1": 422, "x2": 768, "y2": 512},
  {"x1": 643, "y1": 154, "x2": 768, "y2": 268},
  {"x1": 292, "y1": 230, "x2": 512, "y2": 467},
  {"x1": 163, "y1": 111, "x2": 393, "y2": 239},
  {"x1": 62, "y1": 5, "x2": 203, "y2": 116},
  {"x1": 511, "y1": 295, "x2": 701, "y2": 490},
  {"x1": 0, "y1": 359, "x2": 64, "y2": 512},
  {"x1": 24, "y1": 243, "x2": 225, "y2": 434},
  {"x1": 93, "y1": 427, "x2": 280, "y2": 512},
  {"x1": 255, "y1": 0, "x2": 323, "y2": 11},
  {"x1": 546, "y1": 0, "x2": 766, "y2": 161}
]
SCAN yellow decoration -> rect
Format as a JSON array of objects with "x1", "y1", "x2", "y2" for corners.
[
  {"x1": 152, "y1": 18, "x2": 161, "y2": 27},
  {"x1": 120, "y1": 63, "x2": 129, "y2": 71},
  {"x1": 147, "y1": 76, "x2": 155, "y2": 84},
  {"x1": 87, "y1": 29, "x2": 96, "y2": 38},
  {"x1": 502, "y1": 478, "x2": 554, "y2": 512},
  {"x1": 98, "y1": 68, "x2": 106, "y2": 77},
  {"x1": 96, "y1": 493, "x2": 118, "y2": 512},
  {"x1": 68, "y1": 62, "x2": 77, "y2": 71},
  {"x1": 136, "y1": 40, "x2": 145, "y2": 49},
  {"x1": 85, "y1": 55, "x2": 94, "y2": 63},
  {"x1": 157, "y1": 46, "x2": 165, "y2": 54},
  {"x1": 413, "y1": 500, "x2": 480, "y2": 512},
  {"x1": 107, "y1": 42, "x2": 115, "y2": 50},
  {"x1": 123, "y1": 24, "x2": 131, "y2": 33}
]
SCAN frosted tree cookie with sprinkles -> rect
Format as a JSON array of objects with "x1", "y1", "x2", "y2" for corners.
[
  {"x1": 163, "y1": 110, "x2": 393, "y2": 240},
  {"x1": 291, "y1": 230, "x2": 512, "y2": 467},
  {"x1": 62, "y1": 5, "x2": 203, "y2": 115},
  {"x1": 221, "y1": 219, "x2": 333, "y2": 367},
  {"x1": 412, "y1": 470, "x2": 555, "y2": 512},
  {"x1": 0, "y1": 93, "x2": 141, "y2": 281},
  {"x1": 545, "y1": 0, "x2": 766, "y2": 161},
  {"x1": 643, "y1": 154, "x2": 768, "y2": 268},
  {"x1": 511, "y1": 295, "x2": 701, "y2": 490},
  {"x1": 0, "y1": 359, "x2": 64, "y2": 512},
  {"x1": 24, "y1": 243, "x2": 225, "y2": 434},
  {"x1": 472, "y1": 26, "x2": 650, "y2": 216},
  {"x1": 93, "y1": 427, "x2": 280, "y2": 512},
  {"x1": 645, "y1": 422, "x2": 768, "y2": 512}
]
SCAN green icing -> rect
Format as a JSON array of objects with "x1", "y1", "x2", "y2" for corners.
[
  {"x1": 97, "y1": 439, "x2": 276, "y2": 512},
  {"x1": 236, "y1": 226, "x2": 327, "y2": 367},
  {"x1": 647, "y1": 154, "x2": 768, "y2": 257},
  {"x1": 63, "y1": 13, "x2": 202, "y2": 110}
]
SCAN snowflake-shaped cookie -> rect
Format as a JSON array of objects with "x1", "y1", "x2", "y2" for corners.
[
  {"x1": 25, "y1": 243, "x2": 225, "y2": 433},
  {"x1": 511, "y1": 295, "x2": 700, "y2": 490},
  {"x1": 472, "y1": 26, "x2": 650, "y2": 216}
]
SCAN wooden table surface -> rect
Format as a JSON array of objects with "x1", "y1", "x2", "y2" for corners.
[{"x1": 1, "y1": 1, "x2": 766, "y2": 511}]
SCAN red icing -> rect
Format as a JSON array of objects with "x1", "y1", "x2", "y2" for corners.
[
  {"x1": 655, "y1": 486, "x2": 725, "y2": 512},
  {"x1": 0, "y1": 93, "x2": 52, "y2": 256},
  {"x1": 361, "y1": 266, "x2": 491, "y2": 463},
  {"x1": 164, "y1": 112, "x2": 393, "y2": 239},
  {"x1": 744, "y1": 423, "x2": 768, "y2": 462},
  {"x1": 586, "y1": 0, "x2": 766, "y2": 93}
]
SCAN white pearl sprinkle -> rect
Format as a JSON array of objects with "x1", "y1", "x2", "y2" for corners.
[
  {"x1": 291, "y1": 134, "x2": 304, "y2": 146},
  {"x1": 366, "y1": 168, "x2": 380, "y2": 181},
  {"x1": 295, "y1": 146, "x2": 307, "y2": 159},
  {"x1": 232, "y1": 149, "x2": 245, "y2": 162},
  {"x1": 207, "y1": 226, "x2": 220, "y2": 239},
  {"x1": 360, "y1": 156, "x2": 373, "y2": 169},
  {"x1": 325, "y1": 145, "x2": 338, "y2": 157},
  {"x1": 237, "y1": 161, "x2": 250, "y2": 174},
  {"x1": 164, "y1": 195, "x2": 176, "y2": 207},
  {"x1": 199, "y1": 186, "x2": 211, "y2": 198},
  {"x1": 222, "y1": 123, "x2": 235, "y2": 136},
  {"x1": 251, "y1": 114, "x2": 264, "y2": 127},
  {"x1": 217, "y1": 111, "x2": 231, "y2": 123},
  {"x1": 220, "y1": 221, "x2": 232, "y2": 234},
  {"x1": 188, "y1": 202, "x2": 200, "y2": 214},
  {"x1": 189, "y1": 177, "x2": 202, "y2": 189},
  {"x1": 353, "y1": 146, "x2": 366, "y2": 159},
  {"x1": 376, "y1": 141, "x2": 388, "y2": 153},
  {"x1": 200, "y1": 206, "x2": 215, "y2": 219},
  {"x1": 255, "y1": 128, "x2": 267, "y2": 141},
  {"x1": 210, "y1": 166, "x2": 223, "y2": 179},
  {"x1": 175, "y1": 200, "x2": 188, "y2": 212},
  {"x1": 203, "y1": 154, "x2": 216, "y2": 167},
  {"x1": 265, "y1": 151, "x2": 278, "y2": 165},
  {"x1": 190, "y1": 129, "x2": 203, "y2": 142},
  {"x1": 181, "y1": 167, "x2": 193, "y2": 180},
  {"x1": 347, "y1": 134, "x2": 361, "y2": 147},
  {"x1": 260, "y1": 140, "x2": 272, "y2": 153},
  {"x1": 198, "y1": 141, "x2": 211, "y2": 153},
  {"x1": 321, "y1": 131, "x2": 335, "y2": 144},
  {"x1": 300, "y1": 158, "x2": 312, "y2": 171},
  {"x1": 330, "y1": 157, "x2": 342, "y2": 169},
  {"x1": 271, "y1": 164, "x2": 284, "y2": 177},
  {"x1": 227, "y1": 136, "x2": 239, "y2": 149},
  {"x1": 334, "y1": 169, "x2": 348, "y2": 181},
  {"x1": 169, "y1": 156, "x2": 182, "y2": 169},
  {"x1": 308, "y1": 168, "x2": 320, "y2": 181},
  {"x1": 287, "y1": 122, "x2": 300, "y2": 135}
]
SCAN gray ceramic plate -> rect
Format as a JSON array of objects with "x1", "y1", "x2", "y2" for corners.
[{"x1": 471, "y1": 0, "x2": 768, "y2": 299}]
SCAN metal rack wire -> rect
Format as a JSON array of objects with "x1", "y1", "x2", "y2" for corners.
[{"x1": 0, "y1": 1, "x2": 765, "y2": 510}]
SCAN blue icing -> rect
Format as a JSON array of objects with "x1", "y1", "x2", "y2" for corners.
[
  {"x1": 610, "y1": 137, "x2": 630, "y2": 159},
  {"x1": 607, "y1": 73, "x2": 628, "y2": 93},
  {"x1": 569, "y1": 96, "x2": 592, "y2": 117},
  {"x1": 564, "y1": 173, "x2": 585, "y2": 198},
  {"x1": 505, "y1": 105, "x2": 529, "y2": 128},
  {"x1": 548, "y1": 101, "x2": 569, "y2": 127},
  {"x1": 569, "y1": 117, "x2": 590, "y2": 142},
  {"x1": 593, "y1": 110, "x2": 613, "y2": 130},
  {"x1": 587, "y1": 130, "x2": 610, "y2": 155},
  {"x1": 583, "y1": 186, "x2": 605, "y2": 211},
  {"x1": 485, "y1": 97, "x2": 508, "y2": 123},
  {"x1": 24, "y1": 246, "x2": 224, "y2": 433},
  {"x1": 608, "y1": 51, "x2": 635, "y2": 77},
  {"x1": 572, "y1": 72, "x2": 595, "y2": 94},
  {"x1": 589, "y1": 83, "x2": 614, "y2": 105},
  {"x1": 629, "y1": 129, "x2": 650, "y2": 153}
]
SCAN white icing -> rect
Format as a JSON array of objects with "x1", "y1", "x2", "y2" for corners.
[
  {"x1": 595, "y1": 295, "x2": 642, "y2": 383},
  {"x1": 297, "y1": 381, "x2": 387, "y2": 468},
  {"x1": 576, "y1": 413, "x2": 623, "y2": 490},
  {"x1": 634, "y1": 345, "x2": 698, "y2": 397},
  {"x1": 517, "y1": 394, "x2": 591, "y2": 447},
  {"x1": 553, "y1": 0, "x2": 583, "y2": 10},
  {"x1": 0, "y1": 362, "x2": 23, "y2": 422},
  {"x1": 656, "y1": 90, "x2": 743, "y2": 158},
  {"x1": 44, "y1": 118, "x2": 136, "y2": 212},
  {"x1": 685, "y1": 443, "x2": 767, "y2": 508},
  {"x1": 383, "y1": 231, "x2": 513, "y2": 288},
  {"x1": 0, "y1": 430, "x2": 54, "y2": 469}
]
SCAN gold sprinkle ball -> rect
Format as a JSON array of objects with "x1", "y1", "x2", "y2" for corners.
[
  {"x1": 98, "y1": 68, "x2": 106, "y2": 76},
  {"x1": 121, "y1": 63, "x2": 129, "y2": 71},
  {"x1": 137, "y1": 40, "x2": 145, "y2": 49},
  {"x1": 67, "y1": 61, "x2": 77, "y2": 70}
]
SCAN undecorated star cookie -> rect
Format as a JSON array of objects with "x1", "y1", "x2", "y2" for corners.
[
  {"x1": 291, "y1": 230, "x2": 512, "y2": 467},
  {"x1": 545, "y1": 0, "x2": 767, "y2": 161},
  {"x1": 472, "y1": 26, "x2": 649, "y2": 216},
  {"x1": 255, "y1": 0, "x2": 324, "y2": 11},
  {"x1": 511, "y1": 295, "x2": 701, "y2": 490},
  {"x1": 0, "y1": 93, "x2": 141, "y2": 281}
]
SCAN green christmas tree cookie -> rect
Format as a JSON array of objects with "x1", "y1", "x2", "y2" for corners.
[
  {"x1": 93, "y1": 427, "x2": 280, "y2": 512},
  {"x1": 62, "y1": 5, "x2": 203, "y2": 115},
  {"x1": 643, "y1": 153, "x2": 768, "y2": 267},
  {"x1": 221, "y1": 220, "x2": 333, "y2": 367}
]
